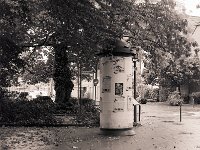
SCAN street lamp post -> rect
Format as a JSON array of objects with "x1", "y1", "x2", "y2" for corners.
[
  {"x1": 132, "y1": 47, "x2": 139, "y2": 99},
  {"x1": 132, "y1": 47, "x2": 140, "y2": 123},
  {"x1": 133, "y1": 59, "x2": 137, "y2": 100}
]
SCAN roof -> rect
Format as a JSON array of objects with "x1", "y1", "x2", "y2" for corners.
[{"x1": 97, "y1": 39, "x2": 135, "y2": 57}]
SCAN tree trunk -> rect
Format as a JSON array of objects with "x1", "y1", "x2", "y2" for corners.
[{"x1": 53, "y1": 44, "x2": 74, "y2": 104}]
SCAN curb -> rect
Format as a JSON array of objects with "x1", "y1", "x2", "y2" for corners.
[{"x1": 0, "y1": 123, "x2": 99, "y2": 127}]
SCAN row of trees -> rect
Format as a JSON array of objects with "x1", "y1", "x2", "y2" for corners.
[{"x1": 0, "y1": 0, "x2": 199, "y2": 103}]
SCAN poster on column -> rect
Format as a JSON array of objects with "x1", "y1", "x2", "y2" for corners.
[
  {"x1": 113, "y1": 97, "x2": 125, "y2": 112},
  {"x1": 115, "y1": 83, "x2": 123, "y2": 95},
  {"x1": 102, "y1": 76, "x2": 111, "y2": 93}
]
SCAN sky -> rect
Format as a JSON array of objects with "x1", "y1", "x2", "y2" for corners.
[{"x1": 176, "y1": 0, "x2": 200, "y2": 16}]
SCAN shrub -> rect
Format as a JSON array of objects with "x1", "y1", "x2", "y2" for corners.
[
  {"x1": 76, "y1": 104, "x2": 100, "y2": 125},
  {"x1": 167, "y1": 91, "x2": 183, "y2": 106},
  {"x1": 69, "y1": 97, "x2": 79, "y2": 106},
  {"x1": 183, "y1": 96, "x2": 189, "y2": 104},
  {"x1": 140, "y1": 98, "x2": 147, "y2": 104},
  {"x1": 0, "y1": 94, "x2": 57, "y2": 125},
  {"x1": 53, "y1": 97, "x2": 79, "y2": 114},
  {"x1": 60, "y1": 97, "x2": 99, "y2": 125},
  {"x1": 136, "y1": 96, "x2": 147, "y2": 104},
  {"x1": 53, "y1": 97, "x2": 100, "y2": 125},
  {"x1": 0, "y1": 91, "x2": 100, "y2": 126},
  {"x1": 144, "y1": 88, "x2": 159, "y2": 100},
  {"x1": 191, "y1": 92, "x2": 200, "y2": 104},
  {"x1": 81, "y1": 98, "x2": 95, "y2": 106}
]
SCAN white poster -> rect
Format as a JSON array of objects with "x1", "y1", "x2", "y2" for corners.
[
  {"x1": 113, "y1": 97, "x2": 125, "y2": 112},
  {"x1": 102, "y1": 76, "x2": 111, "y2": 93}
]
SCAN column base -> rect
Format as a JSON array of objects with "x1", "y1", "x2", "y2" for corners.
[
  {"x1": 133, "y1": 122, "x2": 142, "y2": 127},
  {"x1": 99, "y1": 128, "x2": 136, "y2": 136}
]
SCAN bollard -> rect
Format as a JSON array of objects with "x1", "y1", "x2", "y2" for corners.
[
  {"x1": 134, "y1": 105, "x2": 141, "y2": 123},
  {"x1": 134, "y1": 105, "x2": 137, "y2": 123},
  {"x1": 139, "y1": 105, "x2": 141, "y2": 122}
]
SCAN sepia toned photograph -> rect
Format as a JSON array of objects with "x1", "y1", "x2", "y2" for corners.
[
  {"x1": 115, "y1": 83, "x2": 123, "y2": 95},
  {"x1": 1, "y1": 0, "x2": 200, "y2": 149}
]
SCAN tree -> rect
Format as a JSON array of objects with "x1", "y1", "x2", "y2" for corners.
[
  {"x1": 0, "y1": 36, "x2": 24, "y2": 87},
  {"x1": 143, "y1": 53, "x2": 200, "y2": 88},
  {"x1": 0, "y1": 0, "x2": 56, "y2": 87},
  {"x1": 134, "y1": 0, "x2": 197, "y2": 89},
  {"x1": 1, "y1": 0, "x2": 196, "y2": 104},
  {"x1": 0, "y1": 0, "x2": 37, "y2": 87},
  {"x1": 46, "y1": 0, "x2": 131, "y2": 103},
  {"x1": 20, "y1": 47, "x2": 54, "y2": 84}
]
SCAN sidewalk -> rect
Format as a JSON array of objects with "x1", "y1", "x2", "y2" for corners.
[{"x1": 1, "y1": 102, "x2": 200, "y2": 150}]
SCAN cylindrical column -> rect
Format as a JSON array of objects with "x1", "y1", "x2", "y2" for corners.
[
  {"x1": 97, "y1": 39, "x2": 136, "y2": 135},
  {"x1": 100, "y1": 56, "x2": 134, "y2": 130}
]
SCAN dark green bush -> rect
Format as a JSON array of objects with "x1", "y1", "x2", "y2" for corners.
[
  {"x1": 56, "y1": 97, "x2": 99, "y2": 125},
  {"x1": 0, "y1": 94, "x2": 57, "y2": 125},
  {"x1": 167, "y1": 91, "x2": 183, "y2": 106},
  {"x1": 76, "y1": 104, "x2": 100, "y2": 125},
  {"x1": 191, "y1": 92, "x2": 200, "y2": 104},
  {"x1": 144, "y1": 88, "x2": 159, "y2": 100},
  {"x1": 183, "y1": 96, "x2": 189, "y2": 104},
  {"x1": 52, "y1": 97, "x2": 79, "y2": 114},
  {"x1": 53, "y1": 98, "x2": 96, "y2": 115},
  {"x1": 0, "y1": 90, "x2": 100, "y2": 125},
  {"x1": 140, "y1": 98, "x2": 147, "y2": 104},
  {"x1": 69, "y1": 97, "x2": 79, "y2": 105},
  {"x1": 81, "y1": 98, "x2": 95, "y2": 106}
]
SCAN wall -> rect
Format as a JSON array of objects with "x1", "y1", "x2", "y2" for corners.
[{"x1": 71, "y1": 70, "x2": 100, "y2": 104}]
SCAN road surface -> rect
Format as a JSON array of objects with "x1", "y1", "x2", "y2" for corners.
[{"x1": 1, "y1": 102, "x2": 200, "y2": 150}]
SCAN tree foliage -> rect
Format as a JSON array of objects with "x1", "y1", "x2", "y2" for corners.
[
  {"x1": 0, "y1": 0, "x2": 198, "y2": 101},
  {"x1": 20, "y1": 47, "x2": 54, "y2": 84},
  {"x1": 0, "y1": 36, "x2": 24, "y2": 87},
  {"x1": 137, "y1": 1, "x2": 198, "y2": 87}
]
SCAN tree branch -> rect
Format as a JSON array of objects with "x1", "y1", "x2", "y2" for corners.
[{"x1": 21, "y1": 33, "x2": 54, "y2": 48}]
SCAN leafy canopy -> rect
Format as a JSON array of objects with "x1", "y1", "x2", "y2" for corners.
[{"x1": 0, "y1": 0, "x2": 197, "y2": 90}]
